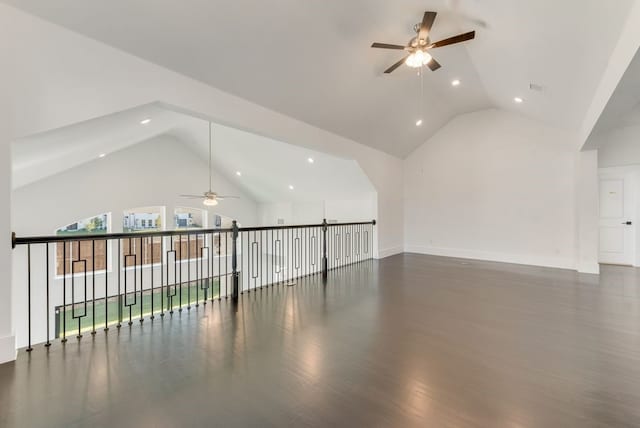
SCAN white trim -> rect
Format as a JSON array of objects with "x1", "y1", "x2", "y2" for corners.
[
  {"x1": 404, "y1": 244, "x2": 575, "y2": 270},
  {"x1": 377, "y1": 246, "x2": 403, "y2": 259},
  {"x1": 0, "y1": 334, "x2": 16, "y2": 364},
  {"x1": 576, "y1": 261, "x2": 600, "y2": 275}
]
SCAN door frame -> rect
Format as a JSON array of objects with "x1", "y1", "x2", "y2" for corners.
[{"x1": 598, "y1": 165, "x2": 640, "y2": 266}]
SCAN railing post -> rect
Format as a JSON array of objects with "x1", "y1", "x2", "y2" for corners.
[
  {"x1": 322, "y1": 219, "x2": 328, "y2": 282},
  {"x1": 231, "y1": 220, "x2": 239, "y2": 301}
]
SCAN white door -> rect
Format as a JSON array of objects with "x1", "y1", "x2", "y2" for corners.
[{"x1": 599, "y1": 171, "x2": 635, "y2": 265}]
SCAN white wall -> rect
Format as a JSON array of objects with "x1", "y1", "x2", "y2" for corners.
[
  {"x1": 595, "y1": 125, "x2": 640, "y2": 168},
  {"x1": 576, "y1": 150, "x2": 600, "y2": 274},
  {"x1": 404, "y1": 109, "x2": 584, "y2": 270},
  {"x1": 1, "y1": 4, "x2": 403, "y2": 256},
  {"x1": 0, "y1": 4, "x2": 403, "y2": 360},
  {"x1": 10, "y1": 136, "x2": 258, "y2": 348},
  {"x1": 0, "y1": 86, "x2": 13, "y2": 363},
  {"x1": 12, "y1": 135, "x2": 258, "y2": 235},
  {"x1": 258, "y1": 197, "x2": 376, "y2": 226}
]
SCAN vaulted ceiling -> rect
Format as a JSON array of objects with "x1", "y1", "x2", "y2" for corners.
[
  {"x1": 12, "y1": 104, "x2": 375, "y2": 203},
  {"x1": 584, "y1": 48, "x2": 640, "y2": 149},
  {"x1": 3, "y1": 0, "x2": 635, "y2": 157}
]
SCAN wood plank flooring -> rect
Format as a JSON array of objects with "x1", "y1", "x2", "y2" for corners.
[{"x1": 1, "y1": 254, "x2": 640, "y2": 427}]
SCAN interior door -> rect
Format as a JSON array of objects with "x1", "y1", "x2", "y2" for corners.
[{"x1": 599, "y1": 172, "x2": 635, "y2": 265}]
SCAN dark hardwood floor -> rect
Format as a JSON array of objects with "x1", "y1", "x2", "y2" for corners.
[{"x1": 2, "y1": 254, "x2": 640, "y2": 427}]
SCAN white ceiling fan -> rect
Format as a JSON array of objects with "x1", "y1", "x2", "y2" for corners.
[{"x1": 180, "y1": 122, "x2": 239, "y2": 207}]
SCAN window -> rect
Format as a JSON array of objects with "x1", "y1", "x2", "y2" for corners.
[
  {"x1": 122, "y1": 207, "x2": 164, "y2": 267},
  {"x1": 56, "y1": 213, "x2": 110, "y2": 276},
  {"x1": 173, "y1": 207, "x2": 207, "y2": 261},
  {"x1": 212, "y1": 213, "x2": 235, "y2": 256},
  {"x1": 174, "y1": 207, "x2": 205, "y2": 230}
]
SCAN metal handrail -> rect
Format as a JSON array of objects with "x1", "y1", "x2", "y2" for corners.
[
  {"x1": 12, "y1": 220, "x2": 376, "y2": 247},
  {"x1": 11, "y1": 218, "x2": 376, "y2": 351}
]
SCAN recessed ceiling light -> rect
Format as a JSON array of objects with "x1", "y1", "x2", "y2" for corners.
[
  {"x1": 451, "y1": 79, "x2": 461, "y2": 86},
  {"x1": 288, "y1": 185, "x2": 294, "y2": 190},
  {"x1": 514, "y1": 97, "x2": 524, "y2": 103},
  {"x1": 236, "y1": 171, "x2": 242, "y2": 176},
  {"x1": 98, "y1": 153, "x2": 106, "y2": 158},
  {"x1": 140, "y1": 118, "x2": 151, "y2": 125},
  {"x1": 416, "y1": 119, "x2": 423, "y2": 127},
  {"x1": 307, "y1": 157, "x2": 314, "y2": 164}
]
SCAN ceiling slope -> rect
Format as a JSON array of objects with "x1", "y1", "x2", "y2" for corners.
[
  {"x1": 2, "y1": 0, "x2": 635, "y2": 157},
  {"x1": 12, "y1": 104, "x2": 375, "y2": 203}
]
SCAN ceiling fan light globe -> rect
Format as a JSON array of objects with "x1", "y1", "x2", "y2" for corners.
[
  {"x1": 406, "y1": 50, "x2": 432, "y2": 68},
  {"x1": 203, "y1": 198, "x2": 218, "y2": 207},
  {"x1": 405, "y1": 54, "x2": 419, "y2": 68}
]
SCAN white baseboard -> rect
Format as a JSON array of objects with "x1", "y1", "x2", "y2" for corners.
[
  {"x1": 378, "y1": 246, "x2": 403, "y2": 259},
  {"x1": 0, "y1": 334, "x2": 16, "y2": 364},
  {"x1": 576, "y1": 261, "x2": 600, "y2": 275},
  {"x1": 404, "y1": 244, "x2": 576, "y2": 271}
]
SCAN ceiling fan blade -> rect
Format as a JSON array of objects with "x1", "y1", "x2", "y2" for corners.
[
  {"x1": 216, "y1": 196, "x2": 240, "y2": 200},
  {"x1": 427, "y1": 57, "x2": 442, "y2": 71},
  {"x1": 419, "y1": 11, "x2": 437, "y2": 41},
  {"x1": 429, "y1": 31, "x2": 475, "y2": 49},
  {"x1": 371, "y1": 42, "x2": 406, "y2": 50},
  {"x1": 180, "y1": 194, "x2": 205, "y2": 199},
  {"x1": 384, "y1": 55, "x2": 409, "y2": 74}
]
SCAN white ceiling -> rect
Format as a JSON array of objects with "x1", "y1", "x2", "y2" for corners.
[
  {"x1": 12, "y1": 103, "x2": 375, "y2": 203},
  {"x1": 584, "y1": 48, "x2": 640, "y2": 149},
  {"x1": 3, "y1": 0, "x2": 635, "y2": 157}
]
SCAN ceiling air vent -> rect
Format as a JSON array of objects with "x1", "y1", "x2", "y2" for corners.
[{"x1": 529, "y1": 83, "x2": 544, "y2": 92}]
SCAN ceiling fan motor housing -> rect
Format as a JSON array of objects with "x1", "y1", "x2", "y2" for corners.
[{"x1": 371, "y1": 11, "x2": 475, "y2": 74}]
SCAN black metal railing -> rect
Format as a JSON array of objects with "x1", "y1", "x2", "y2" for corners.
[{"x1": 11, "y1": 219, "x2": 375, "y2": 351}]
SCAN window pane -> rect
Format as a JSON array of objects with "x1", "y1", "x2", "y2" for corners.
[
  {"x1": 55, "y1": 214, "x2": 110, "y2": 276},
  {"x1": 122, "y1": 207, "x2": 164, "y2": 266}
]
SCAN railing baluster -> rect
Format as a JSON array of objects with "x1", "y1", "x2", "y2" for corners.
[
  {"x1": 187, "y1": 234, "x2": 191, "y2": 310},
  {"x1": 151, "y1": 237, "x2": 155, "y2": 319},
  {"x1": 72, "y1": 240, "x2": 86, "y2": 339},
  {"x1": 62, "y1": 241, "x2": 67, "y2": 343},
  {"x1": 139, "y1": 236, "x2": 144, "y2": 323},
  {"x1": 26, "y1": 244, "x2": 32, "y2": 352},
  {"x1": 45, "y1": 243, "x2": 51, "y2": 347},
  {"x1": 179, "y1": 234, "x2": 183, "y2": 312},
  {"x1": 225, "y1": 232, "x2": 228, "y2": 299},
  {"x1": 232, "y1": 220, "x2": 239, "y2": 301},
  {"x1": 195, "y1": 234, "x2": 199, "y2": 308},
  {"x1": 12, "y1": 220, "x2": 375, "y2": 350},
  {"x1": 117, "y1": 239, "x2": 122, "y2": 328},
  {"x1": 160, "y1": 236, "x2": 164, "y2": 317},
  {"x1": 104, "y1": 238, "x2": 109, "y2": 332},
  {"x1": 322, "y1": 219, "x2": 328, "y2": 281},
  {"x1": 91, "y1": 239, "x2": 96, "y2": 335},
  {"x1": 167, "y1": 239, "x2": 177, "y2": 314},
  {"x1": 216, "y1": 232, "x2": 220, "y2": 300},
  {"x1": 211, "y1": 233, "x2": 215, "y2": 297}
]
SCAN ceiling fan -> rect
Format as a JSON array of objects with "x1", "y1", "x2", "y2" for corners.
[
  {"x1": 371, "y1": 11, "x2": 475, "y2": 73},
  {"x1": 180, "y1": 122, "x2": 239, "y2": 207}
]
